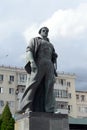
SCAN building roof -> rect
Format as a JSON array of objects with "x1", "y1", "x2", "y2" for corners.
[
  {"x1": 69, "y1": 117, "x2": 87, "y2": 125},
  {"x1": 76, "y1": 90, "x2": 87, "y2": 93}
]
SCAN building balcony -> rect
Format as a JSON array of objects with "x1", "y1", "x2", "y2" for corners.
[{"x1": 55, "y1": 108, "x2": 68, "y2": 114}]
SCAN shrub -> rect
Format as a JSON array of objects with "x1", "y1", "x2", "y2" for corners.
[{"x1": 0, "y1": 102, "x2": 15, "y2": 130}]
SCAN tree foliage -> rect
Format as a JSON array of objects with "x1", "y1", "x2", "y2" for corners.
[
  {"x1": 0, "y1": 102, "x2": 15, "y2": 130},
  {"x1": 0, "y1": 116, "x2": 2, "y2": 130}
]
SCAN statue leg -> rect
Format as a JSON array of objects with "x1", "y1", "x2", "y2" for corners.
[
  {"x1": 44, "y1": 63, "x2": 55, "y2": 113},
  {"x1": 20, "y1": 65, "x2": 45, "y2": 112}
]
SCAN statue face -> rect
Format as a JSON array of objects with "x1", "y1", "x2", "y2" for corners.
[{"x1": 40, "y1": 28, "x2": 48, "y2": 37}]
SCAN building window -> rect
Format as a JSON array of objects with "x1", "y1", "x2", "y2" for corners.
[
  {"x1": 0, "y1": 74, "x2": 3, "y2": 81},
  {"x1": 0, "y1": 87, "x2": 3, "y2": 93},
  {"x1": 54, "y1": 89, "x2": 68, "y2": 98},
  {"x1": 9, "y1": 75, "x2": 14, "y2": 82},
  {"x1": 59, "y1": 79, "x2": 66, "y2": 86},
  {"x1": 62, "y1": 90, "x2": 68, "y2": 98},
  {"x1": 76, "y1": 94, "x2": 79, "y2": 100},
  {"x1": 19, "y1": 74, "x2": 27, "y2": 82},
  {"x1": 79, "y1": 107, "x2": 87, "y2": 113},
  {"x1": 79, "y1": 107, "x2": 86, "y2": 113},
  {"x1": 21, "y1": 88, "x2": 25, "y2": 92},
  {"x1": 58, "y1": 90, "x2": 62, "y2": 98},
  {"x1": 55, "y1": 101, "x2": 68, "y2": 110},
  {"x1": 8, "y1": 101, "x2": 14, "y2": 107},
  {"x1": 9, "y1": 88, "x2": 14, "y2": 94},
  {"x1": 81, "y1": 95, "x2": 85, "y2": 102},
  {"x1": 68, "y1": 105, "x2": 72, "y2": 113},
  {"x1": 67, "y1": 82, "x2": 71, "y2": 87},
  {"x1": 0, "y1": 100, "x2": 4, "y2": 107},
  {"x1": 68, "y1": 93, "x2": 72, "y2": 98},
  {"x1": 85, "y1": 107, "x2": 87, "y2": 113}
]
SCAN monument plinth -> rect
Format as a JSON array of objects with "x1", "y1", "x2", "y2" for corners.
[{"x1": 15, "y1": 112, "x2": 69, "y2": 130}]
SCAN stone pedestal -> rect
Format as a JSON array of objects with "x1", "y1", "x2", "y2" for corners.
[{"x1": 15, "y1": 112, "x2": 69, "y2": 130}]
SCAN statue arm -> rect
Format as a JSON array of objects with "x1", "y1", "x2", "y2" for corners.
[
  {"x1": 26, "y1": 50, "x2": 37, "y2": 71},
  {"x1": 52, "y1": 48, "x2": 58, "y2": 77},
  {"x1": 25, "y1": 39, "x2": 37, "y2": 74}
]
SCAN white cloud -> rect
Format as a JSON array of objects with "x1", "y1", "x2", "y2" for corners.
[
  {"x1": 23, "y1": 24, "x2": 40, "y2": 44},
  {"x1": 24, "y1": 2, "x2": 87, "y2": 41},
  {"x1": 0, "y1": 20, "x2": 20, "y2": 42},
  {"x1": 20, "y1": 53, "x2": 26, "y2": 62}
]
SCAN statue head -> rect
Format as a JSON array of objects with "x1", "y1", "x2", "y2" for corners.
[
  {"x1": 38, "y1": 27, "x2": 49, "y2": 34},
  {"x1": 38, "y1": 27, "x2": 49, "y2": 38}
]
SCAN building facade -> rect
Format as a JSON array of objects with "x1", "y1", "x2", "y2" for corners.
[
  {"x1": 76, "y1": 91, "x2": 87, "y2": 118},
  {"x1": 54, "y1": 72, "x2": 77, "y2": 118},
  {"x1": 0, "y1": 66, "x2": 27, "y2": 115},
  {"x1": 0, "y1": 65, "x2": 87, "y2": 119}
]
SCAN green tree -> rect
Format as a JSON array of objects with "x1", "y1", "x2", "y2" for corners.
[
  {"x1": 0, "y1": 102, "x2": 15, "y2": 130},
  {"x1": 0, "y1": 116, "x2": 2, "y2": 130}
]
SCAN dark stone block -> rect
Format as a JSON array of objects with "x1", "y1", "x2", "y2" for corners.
[{"x1": 15, "y1": 112, "x2": 69, "y2": 130}]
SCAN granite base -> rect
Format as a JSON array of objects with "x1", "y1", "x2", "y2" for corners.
[{"x1": 15, "y1": 112, "x2": 69, "y2": 130}]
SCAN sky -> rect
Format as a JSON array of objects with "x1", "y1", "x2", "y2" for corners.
[{"x1": 0, "y1": 0, "x2": 87, "y2": 90}]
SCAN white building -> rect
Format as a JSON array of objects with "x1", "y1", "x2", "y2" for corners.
[
  {"x1": 76, "y1": 91, "x2": 87, "y2": 118},
  {"x1": 1, "y1": 65, "x2": 87, "y2": 118},
  {"x1": 54, "y1": 72, "x2": 77, "y2": 117},
  {"x1": 0, "y1": 66, "x2": 26, "y2": 115}
]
